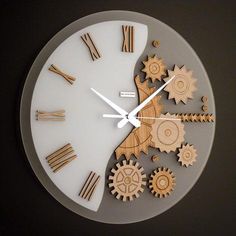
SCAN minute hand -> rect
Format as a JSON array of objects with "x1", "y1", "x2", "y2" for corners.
[
  {"x1": 117, "y1": 75, "x2": 175, "y2": 128},
  {"x1": 91, "y1": 88, "x2": 141, "y2": 127}
]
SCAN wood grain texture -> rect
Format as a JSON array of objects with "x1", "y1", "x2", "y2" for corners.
[
  {"x1": 49, "y1": 64, "x2": 76, "y2": 85},
  {"x1": 122, "y1": 25, "x2": 134, "y2": 52},
  {"x1": 36, "y1": 110, "x2": 65, "y2": 121},
  {"x1": 108, "y1": 160, "x2": 146, "y2": 201},
  {"x1": 81, "y1": 33, "x2": 101, "y2": 61},
  {"x1": 79, "y1": 171, "x2": 100, "y2": 201},
  {"x1": 115, "y1": 75, "x2": 162, "y2": 160},
  {"x1": 45, "y1": 143, "x2": 77, "y2": 172}
]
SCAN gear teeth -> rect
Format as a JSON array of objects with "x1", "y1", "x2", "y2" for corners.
[
  {"x1": 149, "y1": 167, "x2": 176, "y2": 198},
  {"x1": 115, "y1": 75, "x2": 162, "y2": 160},
  {"x1": 108, "y1": 160, "x2": 146, "y2": 202},
  {"x1": 164, "y1": 65, "x2": 197, "y2": 104},
  {"x1": 177, "y1": 143, "x2": 197, "y2": 167},
  {"x1": 175, "y1": 113, "x2": 215, "y2": 122},
  {"x1": 151, "y1": 113, "x2": 185, "y2": 153}
]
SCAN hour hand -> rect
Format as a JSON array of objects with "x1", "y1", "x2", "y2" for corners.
[{"x1": 91, "y1": 88, "x2": 141, "y2": 127}]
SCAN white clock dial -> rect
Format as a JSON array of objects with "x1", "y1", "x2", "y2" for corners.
[{"x1": 31, "y1": 21, "x2": 148, "y2": 211}]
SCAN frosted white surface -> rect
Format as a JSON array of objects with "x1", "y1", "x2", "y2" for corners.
[{"x1": 31, "y1": 21, "x2": 148, "y2": 211}]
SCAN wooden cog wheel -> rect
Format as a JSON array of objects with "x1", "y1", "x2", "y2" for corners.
[
  {"x1": 164, "y1": 65, "x2": 197, "y2": 104},
  {"x1": 115, "y1": 75, "x2": 163, "y2": 160},
  {"x1": 142, "y1": 55, "x2": 166, "y2": 82},
  {"x1": 108, "y1": 160, "x2": 146, "y2": 201},
  {"x1": 177, "y1": 143, "x2": 197, "y2": 167},
  {"x1": 149, "y1": 167, "x2": 176, "y2": 198},
  {"x1": 151, "y1": 113, "x2": 185, "y2": 153}
]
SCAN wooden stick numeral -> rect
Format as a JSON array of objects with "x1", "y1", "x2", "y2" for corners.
[
  {"x1": 48, "y1": 64, "x2": 76, "y2": 85},
  {"x1": 46, "y1": 143, "x2": 77, "y2": 173},
  {"x1": 81, "y1": 33, "x2": 101, "y2": 61},
  {"x1": 79, "y1": 171, "x2": 100, "y2": 201},
  {"x1": 36, "y1": 110, "x2": 65, "y2": 121},
  {"x1": 122, "y1": 25, "x2": 134, "y2": 53}
]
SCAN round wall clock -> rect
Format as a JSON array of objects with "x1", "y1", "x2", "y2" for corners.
[{"x1": 20, "y1": 11, "x2": 215, "y2": 224}]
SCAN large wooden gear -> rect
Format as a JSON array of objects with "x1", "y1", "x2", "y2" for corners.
[
  {"x1": 115, "y1": 75, "x2": 162, "y2": 160},
  {"x1": 149, "y1": 167, "x2": 176, "y2": 198},
  {"x1": 108, "y1": 160, "x2": 146, "y2": 202},
  {"x1": 151, "y1": 113, "x2": 185, "y2": 153},
  {"x1": 164, "y1": 65, "x2": 197, "y2": 104},
  {"x1": 177, "y1": 143, "x2": 197, "y2": 167}
]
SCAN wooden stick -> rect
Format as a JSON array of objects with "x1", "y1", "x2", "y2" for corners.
[
  {"x1": 79, "y1": 172, "x2": 95, "y2": 197},
  {"x1": 46, "y1": 143, "x2": 71, "y2": 160},
  {"x1": 36, "y1": 110, "x2": 65, "y2": 121},
  {"x1": 52, "y1": 155, "x2": 77, "y2": 172},
  {"x1": 49, "y1": 149, "x2": 74, "y2": 166},
  {"x1": 86, "y1": 176, "x2": 101, "y2": 201},
  {"x1": 49, "y1": 64, "x2": 76, "y2": 85}
]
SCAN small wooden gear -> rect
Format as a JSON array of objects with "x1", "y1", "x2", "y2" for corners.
[
  {"x1": 177, "y1": 143, "x2": 197, "y2": 167},
  {"x1": 142, "y1": 55, "x2": 166, "y2": 82},
  {"x1": 152, "y1": 40, "x2": 160, "y2": 48},
  {"x1": 108, "y1": 160, "x2": 146, "y2": 201},
  {"x1": 164, "y1": 65, "x2": 197, "y2": 104},
  {"x1": 115, "y1": 75, "x2": 162, "y2": 160},
  {"x1": 151, "y1": 113, "x2": 185, "y2": 153},
  {"x1": 149, "y1": 167, "x2": 176, "y2": 198}
]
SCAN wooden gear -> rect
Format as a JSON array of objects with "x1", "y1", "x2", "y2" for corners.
[
  {"x1": 149, "y1": 167, "x2": 176, "y2": 198},
  {"x1": 177, "y1": 143, "x2": 197, "y2": 167},
  {"x1": 150, "y1": 113, "x2": 185, "y2": 153},
  {"x1": 142, "y1": 55, "x2": 166, "y2": 82},
  {"x1": 108, "y1": 160, "x2": 146, "y2": 201},
  {"x1": 115, "y1": 75, "x2": 163, "y2": 160},
  {"x1": 164, "y1": 65, "x2": 197, "y2": 104},
  {"x1": 151, "y1": 155, "x2": 160, "y2": 162},
  {"x1": 152, "y1": 40, "x2": 160, "y2": 48}
]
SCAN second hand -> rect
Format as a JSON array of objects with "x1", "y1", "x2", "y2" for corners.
[{"x1": 102, "y1": 114, "x2": 181, "y2": 121}]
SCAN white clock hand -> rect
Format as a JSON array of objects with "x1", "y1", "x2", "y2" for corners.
[
  {"x1": 91, "y1": 88, "x2": 141, "y2": 127},
  {"x1": 103, "y1": 114, "x2": 181, "y2": 121},
  {"x1": 117, "y1": 75, "x2": 176, "y2": 128}
]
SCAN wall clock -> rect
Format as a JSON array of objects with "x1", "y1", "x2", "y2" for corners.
[{"x1": 20, "y1": 10, "x2": 215, "y2": 224}]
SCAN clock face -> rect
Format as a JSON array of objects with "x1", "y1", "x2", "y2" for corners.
[{"x1": 20, "y1": 11, "x2": 215, "y2": 224}]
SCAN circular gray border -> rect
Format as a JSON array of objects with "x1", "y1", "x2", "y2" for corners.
[{"x1": 20, "y1": 10, "x2": 215, "y2": 224}]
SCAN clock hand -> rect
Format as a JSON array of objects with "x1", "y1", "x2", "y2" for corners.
[
  {"x1": 117, "y1": 75, "x2": 176, "y2": 128},
  {"x1": 91, "y1": 88, "x2": 141, "y2": 127},
  {"x1": 103, "y1": 114, "x2": 124, "y2": 118},
  {"x1": 103, "y1": 114, "x2": 181, "y2": 121}
]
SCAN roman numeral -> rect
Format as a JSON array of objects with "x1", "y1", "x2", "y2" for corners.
[
  {"x1": 81, "y1": 33, "x2": 101, "y2": 61},
  {"x1": 36, "y1": 110, "x2": 65, "y2": 121},
  {"x1": 122, "y1": 25, "x2": 134, "y2": 53},
  {"x1": 46, "y1": 143, "x2": 77, "y2": 173},
  {"x1": 48, "y1": 64, "x2": 76, "y2": 85},
  {"x1": 79, "y1": 171, "x2": 100, "y2": 201}
]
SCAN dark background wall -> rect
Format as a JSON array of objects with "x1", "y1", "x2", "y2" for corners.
[{"x1": 0, "y1": 0, "x2": 235, "y2": 235}]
